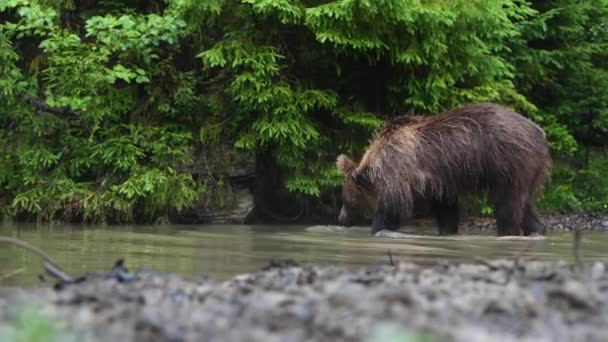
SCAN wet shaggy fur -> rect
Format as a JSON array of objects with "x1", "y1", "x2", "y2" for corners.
[{"x1": 337, "y1": 103, "x2": 552, "y2": 236}]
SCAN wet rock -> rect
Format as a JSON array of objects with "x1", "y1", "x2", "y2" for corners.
[
  {"x1": 175, "y1": 144, "x2": 255, "y2": 224},
  {"x1": 548, "y1": 280, "x2": 600, "y2": 311},
  {"x1": 261, "y1": 258, "x2": 300, "y2": 271},
  {"x1": 591, "y1": 262, "x2": 606, "y2": 281},
  {"x1": 195, "y1": 187, "x2": 254, "y2": 224}
]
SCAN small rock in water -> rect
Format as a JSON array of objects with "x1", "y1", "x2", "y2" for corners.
[
  {"x1": 110, "y1": 258, "x2": 137, "y2": 282},
  {"x1": 496, "y1": 235, "x2": 545, "y2": 241},
  {"x1": 305, "y1": 225, "x2": 347, "y2": 233},
  {"x1": 262, "y1": 258, "x2": 300, "y2": 270}
]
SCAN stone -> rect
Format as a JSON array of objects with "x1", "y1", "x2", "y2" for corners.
[
  {"x1": 591, "y1": 262, "x2": 605, "y2": 281},
  {"x1": 197, "y1": 187, "x2": 255, "y2": 224},
  {"x1": 175, "y1": 144, "x2": 255, "y2": 224}
]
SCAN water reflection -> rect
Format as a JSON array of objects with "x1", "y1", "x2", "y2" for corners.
[{"x1": 1, "y1": 222, "x2": 606, "y2": 287}]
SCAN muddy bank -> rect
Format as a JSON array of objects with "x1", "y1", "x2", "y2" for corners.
[
  {"x1": 2, "y1": 257, "x2": 608, "y2": 342},
  {"x1": 458, "y1": 212, "x2": 608, "y2": 232},
  {"x1": 311, "y1": 212, "x2": 608, "y2": 234}
]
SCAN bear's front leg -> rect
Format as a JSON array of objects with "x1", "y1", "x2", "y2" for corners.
[
  {"x1": 370, "y1": 210, "x2": 386, "y2": 236},
  {"x1": 370, "y1": 207, "x2": 400, "y2": 235},
  {"x1": 431, "y1": 198, "x2": 460, "y2": 235}
]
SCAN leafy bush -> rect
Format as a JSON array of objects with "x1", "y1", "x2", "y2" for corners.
[
  {"x1": 0, "y1": 0, "x2": 607, "y2": 222},
  {"x1": 0, "y1": 1, "x2": 197, "y2": 222},
  {"x1": 539, "y1": 152, "x2": 608, "y2": 212}
]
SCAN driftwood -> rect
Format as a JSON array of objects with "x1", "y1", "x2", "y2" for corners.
[
  {"x1": 0, "y1": 236, "x2": 74, "y2": 283},
  {"x1": 387, "y1": 250, "x2": 395, "y2": 267}
]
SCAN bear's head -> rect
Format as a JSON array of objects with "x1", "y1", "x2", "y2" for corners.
[{"x1": 336, "y1": 154, "x2": 375, "y2": 226}]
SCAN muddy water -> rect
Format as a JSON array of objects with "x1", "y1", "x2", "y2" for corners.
[{"x1": 1, "y1": 222, "x2": 606, "y2": 287}]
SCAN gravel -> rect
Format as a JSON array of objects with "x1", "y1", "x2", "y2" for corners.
[{"x1": 2, "y1": 257, "x2": 608, "y2": 342}]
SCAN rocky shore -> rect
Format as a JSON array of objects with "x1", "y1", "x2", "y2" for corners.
[
  {"x1": 2, "y1": 212, "x2": 608, "y2": 342},
  {"x1": 2, "y1": 256, "x2": 608, "y2": 342},
  {"x1": 461, "y1": 212, "x2": 608, "y2": 232}
]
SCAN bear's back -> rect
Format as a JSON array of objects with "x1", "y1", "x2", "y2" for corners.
[
  {"x1": 361, "y1": 102, "x2": 549, "y2": 196},
  {"x1": 393, "y1": 103, "x2": 545, "y2": 148}
]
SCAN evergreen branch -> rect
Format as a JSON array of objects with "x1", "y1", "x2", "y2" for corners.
[{"x1": 22, "y1": 94, "x2": 82, "y2": 117}]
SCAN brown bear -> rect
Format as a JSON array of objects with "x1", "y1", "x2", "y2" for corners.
[{"x1": 336, "y1": 103, "x2": 552, "y2": 236}]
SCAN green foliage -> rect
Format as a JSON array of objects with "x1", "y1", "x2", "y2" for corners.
[
  {"x1": 0, "y1": 306, "x2": 60, "y2": 342},
  {"x1": 540, "y1": 153, "x2": 608, "y2": 212},
  {"x1": 192, "y1": 0, "x2": 554, "y2": 198},
  {"x1": 0, "y1": 0, "x2": 198, "y2": 222},
  {"x1": 304, "y1": 0, "x2": 533, "y2": 112},
  {"x1": 508, "y1": 0, "x2": 608, "y2": 154},
  {"x1": 1, "y1": 0, "x2": 607, "y2": 222}
]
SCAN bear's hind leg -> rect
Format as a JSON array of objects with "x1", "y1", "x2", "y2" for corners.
[
  {"x1": 522, "y1": 202, "x2": 545, "y2": 236},
  {"x1": 385, "y1": 211, "x2": 401, "y2": 231},
  {"x1": 431, "y1": 198, "x2": 459, "y2": 235},
  {"x1": 494, "y1": 194, "x2": 524, "y2": 236}
]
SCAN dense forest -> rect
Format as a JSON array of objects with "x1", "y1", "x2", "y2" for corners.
[{"x1": 1, "y1": 0, "x2": 607, "y2": 223}]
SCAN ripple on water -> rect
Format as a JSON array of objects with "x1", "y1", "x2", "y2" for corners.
[{"x1": 1, "y1": 223, "x2": 607, "y2": 287}]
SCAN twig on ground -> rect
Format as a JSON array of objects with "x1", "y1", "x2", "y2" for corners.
[
  {"x1": 387, "y1": 250, "x2": 395, "y2": 267},
  {"x1": 0, "y1": 268, "x2": 25, "y2": 281}
]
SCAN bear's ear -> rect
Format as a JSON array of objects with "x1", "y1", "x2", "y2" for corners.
[{"x1": 336, "y1": 154, "x2": 357, "y2": 174}]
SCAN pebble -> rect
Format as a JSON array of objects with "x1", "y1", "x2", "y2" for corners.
[{"x1": 591, "y1": 262, "x2": 605, "y2": 281}]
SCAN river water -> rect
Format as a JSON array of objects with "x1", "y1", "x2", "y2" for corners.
[{"x1": 1, "y1": 222, "x2": 607, "y2": 287}]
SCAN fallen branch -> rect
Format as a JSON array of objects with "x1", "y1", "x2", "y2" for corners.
[
  {"x1": 0, "y1": 236, "x2": 74, "y2": 283},
  {"x1": 387, "y1": 250, "x2": 395, "y2": 267}
]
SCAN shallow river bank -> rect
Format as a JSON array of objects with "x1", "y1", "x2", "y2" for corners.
[
  {"x1": 2, "y1": 257, "x2": 608, "y2": 342},
  {"x1": 2, "y1": 214, "x2": 608, "y2": 342},
  {"x1": 3, "y1": 216, "x2": 608, "y2": 287},
  {"x1": 462, "y1": 212, "x2": 608, "y2": 232}
]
